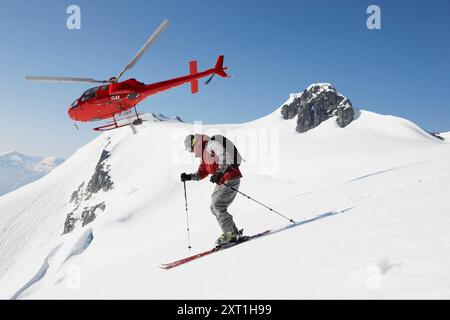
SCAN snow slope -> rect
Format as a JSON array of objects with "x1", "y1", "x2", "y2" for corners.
[
  {"x1": 0, "y1": 151, "x2": 64, "y2": 196},
  {"x1": 0, "y1": 105, "x2": 449, "y2": 299},
  {"x1": 439, "y1": 131, "x2": 450, "y2": 140}
]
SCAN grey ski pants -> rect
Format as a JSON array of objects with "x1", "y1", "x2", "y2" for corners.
[{"x1": 210, "y1": 178, "x2": 240, "y2": 235}]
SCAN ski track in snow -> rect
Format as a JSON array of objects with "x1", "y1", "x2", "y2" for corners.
[{"x1": 348, "y1": 160, "x2": 431, "y2": 182}]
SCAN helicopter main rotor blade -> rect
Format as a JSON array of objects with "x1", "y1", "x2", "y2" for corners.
[
  {"x1": 25, "y1": 76, "x2": 109, "y2": 84},
  {"x1": 116, "y1": 19, "x2": 170, "y2": 81}
]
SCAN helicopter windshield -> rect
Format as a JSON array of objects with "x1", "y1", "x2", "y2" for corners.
[
  {"x1": 70, "y1": 99, "x2": 79, "y2": 109},
  {"x1": 81, "y1": 87, "x2": 98, "y2": 101}
]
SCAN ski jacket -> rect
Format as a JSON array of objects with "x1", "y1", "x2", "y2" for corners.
[{"x1": 191, "y1": 134, "x2": 242, "y2": 183}]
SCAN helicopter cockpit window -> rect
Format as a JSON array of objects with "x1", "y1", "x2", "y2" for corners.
[
  {"x1": 81, "y1": 87, "x2": 98, "y2": 101},
  {"x1": 70, "y1": 99, "x2": 79, "y2": 109}
]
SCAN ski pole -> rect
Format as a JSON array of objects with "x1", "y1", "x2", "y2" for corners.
[
  {"x1": 183, "y1": 181, "x2": 192, "y2": 250},
  {"x1": 221, "y1": 182, "x2": 295, "y2": 224}
]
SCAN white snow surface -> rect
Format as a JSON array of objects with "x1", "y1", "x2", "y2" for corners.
[
  {"x1": 439, "y1": 131, "x2": 450, "y2": 140},
  {"x1": 0, "y1": 105, "x2": 449, "y2": 299}
]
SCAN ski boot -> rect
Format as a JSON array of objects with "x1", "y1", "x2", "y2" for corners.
[{"x1": 215, "y1": 229, "x2": 246, "y2": 248}]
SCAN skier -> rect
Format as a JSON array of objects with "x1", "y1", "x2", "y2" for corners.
[{"x1": 181, "y1": 134, "x2": 244, "y2": 246}]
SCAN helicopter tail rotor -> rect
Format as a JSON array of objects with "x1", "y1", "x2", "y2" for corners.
[
  {"x1": 205, "y1": 55, "x2": 228, "y2": 85},
  {"x1": 214, "y1": 55, "x2": 228, "y2": 77}
]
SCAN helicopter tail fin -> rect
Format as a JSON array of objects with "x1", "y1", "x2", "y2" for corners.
[
  {"x1": 189, "y1": 60, "x2": 199, "y2": 94},
  {"x1": 214, "y1": 55, "x2": 228, "y2": 77}
]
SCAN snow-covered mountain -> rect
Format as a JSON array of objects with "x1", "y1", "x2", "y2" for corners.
[
  {"x1": 0, "y1": 151, "x2": 64, "y2": 196},
  {"x1": 0, "y1": 92, "x2": 449, "y2": 299},
  {"x1": 149, "y1": 112, "x2": 184, "y2": 123}
]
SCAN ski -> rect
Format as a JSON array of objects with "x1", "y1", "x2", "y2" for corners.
[
  {"x1": 159, "y1": 210, "x2": 345, "y2": 270},
  {"x1": 160, "y1": 230, "x2": 271, "y2": 269}
]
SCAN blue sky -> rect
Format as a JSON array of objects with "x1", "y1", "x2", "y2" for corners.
[{"x1": 0, "y1": 0, "x2": 449, "y2": 158}]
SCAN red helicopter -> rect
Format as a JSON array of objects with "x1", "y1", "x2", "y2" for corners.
[{"x1": 26, "y1": 19, "x2": 228, "y2": 131}]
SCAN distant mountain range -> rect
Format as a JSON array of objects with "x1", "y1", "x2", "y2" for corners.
[{"x1": 0, "y1": 151, "x2": 64, "y2": 196}]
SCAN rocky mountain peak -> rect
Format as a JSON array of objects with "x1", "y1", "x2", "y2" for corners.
[{"x1": 281, "y1": 83, "x2": 355, "y2": 133}]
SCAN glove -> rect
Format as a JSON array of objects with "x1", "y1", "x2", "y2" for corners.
[
  {"x1": 210, "y1": 172, "x2": 224, "y2": 184},
  {"x1": 180, "y1": 173, "x2": 192, "y2": 182}
]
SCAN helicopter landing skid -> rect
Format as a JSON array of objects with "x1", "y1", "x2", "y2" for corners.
[{"x1": 93, "y1": 108, "x2": 145, "y2": 132}]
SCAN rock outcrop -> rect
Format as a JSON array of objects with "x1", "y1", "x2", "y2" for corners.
[
  {"x1": 63, "y1": 150, "x2": 113, "y2": 234},
  {"x1": 281, "y1": 83, "x2": 355, "y2": 133}
]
